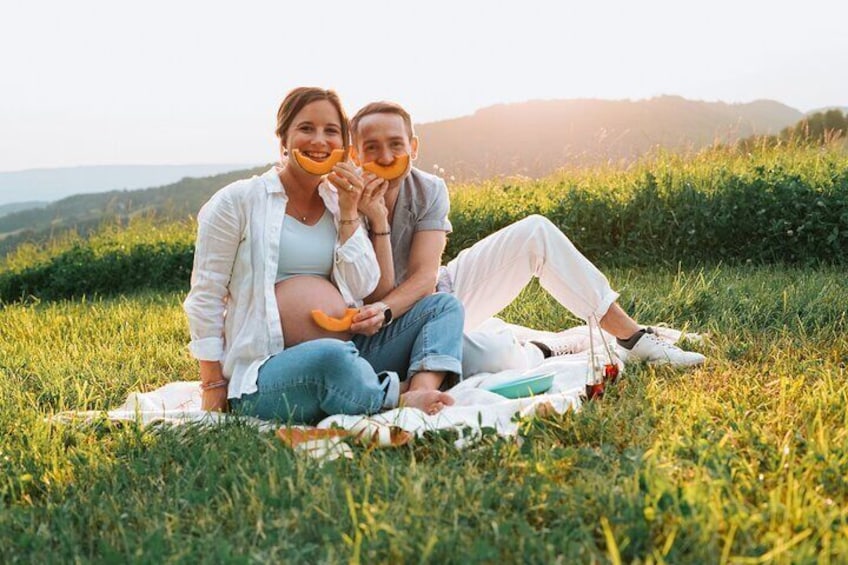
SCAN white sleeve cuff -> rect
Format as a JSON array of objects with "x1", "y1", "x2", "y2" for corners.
[
  {"x1": 335, "y1": 225, "x2": 372, "y2": 262},
  {"x1": 188, "y1": 337, "x2": 225, "y2": 361}
]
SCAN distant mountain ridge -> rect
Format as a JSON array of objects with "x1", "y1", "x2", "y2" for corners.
[
  {"x1": 0, "y1": 201, "x2": 47, "y2": 218},
  {"x1": 414, "y1": 95, "x2": 804, "y2": 179},
  {"x1": 0, "y1": 164, "x2": 258, "y2": 207},
  {"x1": 0, "y1": 166, "x2": 268, "y2": 257}
]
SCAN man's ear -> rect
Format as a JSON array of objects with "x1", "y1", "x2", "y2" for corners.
[
  {"x1": 410, "y1": 136, "x2": 419, "y2": 160},
  {"x1": 349, "y1": 146, "x2": 361, "y2": 166}
]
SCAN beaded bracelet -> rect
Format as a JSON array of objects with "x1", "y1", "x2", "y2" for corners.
[
  {"x1": 200, "y1": 379, "x2": 229, "y2": 391},
  {"x1": 370, "y1": 230, "x2": 391, "y2": 237}
]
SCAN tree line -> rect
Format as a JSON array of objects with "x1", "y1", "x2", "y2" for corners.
[{"x1": 740, "y1": 109, "x2": 848, "y2": 149}]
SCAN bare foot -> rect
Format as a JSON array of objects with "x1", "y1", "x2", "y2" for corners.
[{"x1": 399, "y1": 390, "x2": 455, "y2": 415}]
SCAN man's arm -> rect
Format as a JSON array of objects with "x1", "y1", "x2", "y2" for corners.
[
  {"x1": 342, "y1": 170, "x2": 393, "y2": 303},
  {"x1": 369, "y1": 229, "x2": 445, "y2": 318},
  {"x1": 365, "y1": 228, "x2": 396, "y2": 302}
]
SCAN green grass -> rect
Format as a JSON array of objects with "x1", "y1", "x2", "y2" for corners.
[{"x1": 2, "y1": 264, "x2": 847, "y2": 562}]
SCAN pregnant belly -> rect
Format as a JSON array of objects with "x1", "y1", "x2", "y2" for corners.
[{"x1": 274, "y1": 276, "x2": 353, "y2": 346}]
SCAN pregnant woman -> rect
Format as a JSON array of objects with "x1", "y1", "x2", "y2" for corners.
[{"x1": 183, "y1": 87, "x2": 461, "y2": 424}]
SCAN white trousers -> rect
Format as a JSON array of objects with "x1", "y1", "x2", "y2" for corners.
[{"x1": 441, "y1": 215, "x2": 620, "y2": 375}]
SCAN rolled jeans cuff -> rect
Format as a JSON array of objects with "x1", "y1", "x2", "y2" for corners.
[
  {"x1": 408, "y1": 355, "x2": 463, "y2": 381},
  {"x1": 380, "y1": 371, "x2": 401, "y2": 409}
]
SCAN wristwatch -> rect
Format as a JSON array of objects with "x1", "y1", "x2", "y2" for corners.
[{"x1": 381, "y1": 304, "x2": 394, "y2": 328}]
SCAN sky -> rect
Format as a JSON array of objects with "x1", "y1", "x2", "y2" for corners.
[{"x1": 1, "y1": 0, "x2": 846, "y2": 172}]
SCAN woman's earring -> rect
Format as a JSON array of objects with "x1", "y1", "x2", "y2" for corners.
[{"x1": 282, "y1": 149, "x2": 289, "y2": 157}]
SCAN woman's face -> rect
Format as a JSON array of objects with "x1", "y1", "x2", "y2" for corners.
[{"x1": 282, "y1": 100, "x2": 345, "y2": 164}]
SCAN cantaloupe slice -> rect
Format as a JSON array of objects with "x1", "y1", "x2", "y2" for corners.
[
  {"x1": 362, "y1": 154, "x2": 410, "y2": 181},
  {"x1": 277, "y1": 423, "x2": 412, "y2": 449},
  {"x1": 292, "y1": 148, "x2": 347, "y2": 175},
  {"x1": 311, "y1": 307, "x2": 359, "y2": 332}
]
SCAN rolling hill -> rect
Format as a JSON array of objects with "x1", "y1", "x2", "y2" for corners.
[
  {"x1": 0, "y1": 164, "x2": 258, "y2": 207},
  {"x1": 0, "y1": 201, "x2": 47, "y2": 218},
  {"x1": 414, "y1": 96, "x2": 803, "y2": 178},
  {"x1": 0, "y1": 166, "x2": 268, "y2": 257}
]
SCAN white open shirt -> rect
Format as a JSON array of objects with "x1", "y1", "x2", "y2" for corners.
[{"x1": 183, "y1": 167, "x2": 379, "y2": 399}]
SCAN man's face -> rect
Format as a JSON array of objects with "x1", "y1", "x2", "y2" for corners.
[{"x1": 354, "y1": 113, "x2": 418, "y2": 183}]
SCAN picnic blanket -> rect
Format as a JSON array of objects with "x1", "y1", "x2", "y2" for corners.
[{"x1": 52, "y1": 321, "x2": 697, "y2": 460}]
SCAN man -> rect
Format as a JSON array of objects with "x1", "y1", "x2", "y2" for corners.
[{"x1": 346, "y1": 101, "x2": 705, "y2": 373}]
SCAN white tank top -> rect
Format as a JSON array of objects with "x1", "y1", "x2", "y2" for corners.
[{"x1": 276, "y1": 210, "x2": 336, "y2": 282}]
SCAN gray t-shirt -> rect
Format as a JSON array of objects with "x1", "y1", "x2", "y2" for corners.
[{"x1": 388, "y1": 168, "x2": 452, "y2": 286}]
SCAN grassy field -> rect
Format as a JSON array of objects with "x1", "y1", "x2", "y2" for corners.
[{"x1": 2, "y1": 264, "x2": 847, "y2": 562}]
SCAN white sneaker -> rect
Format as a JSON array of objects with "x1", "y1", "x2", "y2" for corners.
[
  {"x1": 529, "y1": 337, "x2": 578, "y2": 357},
  {"x1": 623, "y1": 330, "x2": 705, "y2": 367}
]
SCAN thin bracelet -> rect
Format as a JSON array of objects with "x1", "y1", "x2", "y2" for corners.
[
  {"x1": 370, "y1": 230, "x2": 391, "y2": 236},
  {"x1": 200, "y1": 379, "x2": 228, "y2": 391},
  {"x1": 339, "y1": 217, "x2": 361, "y2": 225}
]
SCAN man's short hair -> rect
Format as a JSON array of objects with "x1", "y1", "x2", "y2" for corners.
[{"x1": 351, "y1": 101, "x2": 415, "y2": 141}]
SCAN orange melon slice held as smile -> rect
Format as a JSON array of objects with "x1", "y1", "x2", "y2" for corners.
[
  {"x1": 362, "y1": 154, "x2": 410, "y2": 181},
  {"x1": 311, "y1": 308, "x2": 359, "y2": 332},
  {"x1": 292, "y1": 148, "x2": 347, "y2": 175}
]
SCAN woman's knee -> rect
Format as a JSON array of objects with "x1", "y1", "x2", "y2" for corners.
[
  {"x1": 307, "y1": 339, "x2": 382, "y2": 392},
  {"x1": 288, "y1": 338, "x2": 358, "y2": 375}
]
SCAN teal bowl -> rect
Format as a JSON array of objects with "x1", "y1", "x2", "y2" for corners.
[{"x1": 484, "y1": 372, "x2": 555, "y2": 399}]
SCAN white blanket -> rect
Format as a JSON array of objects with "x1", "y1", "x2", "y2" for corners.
[{"x1": 53, "y1": 323, "x2": 695, "y2": 458}]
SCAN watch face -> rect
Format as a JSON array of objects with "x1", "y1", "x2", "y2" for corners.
[{"x1": 383, "y1": 307, "x2": 393, "y2": 326}]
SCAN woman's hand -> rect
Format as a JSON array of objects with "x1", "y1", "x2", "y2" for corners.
[
  {"x1": 349, "y1": 302, "x2": 387, "y2": 336},
  {"x1": 357, "y1": 172, "x2": 390, "y2": 227},
  {"x1": 328, "y1": 162, "x2": 364, "y2": 216},
  {"x1": 199, "y1": 360, "x2": 228, "y2": 412},
  {"x1": 202, "y1": 387, "x2": 229, "y2": 412}
]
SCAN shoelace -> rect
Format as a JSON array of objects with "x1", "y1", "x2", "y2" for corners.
[
  {"x1": 643, "y1": 333, "x2": 685, "y2": 352},
  {"x1": 547, "y1": 341, "x2": 576, "y2": 356}
]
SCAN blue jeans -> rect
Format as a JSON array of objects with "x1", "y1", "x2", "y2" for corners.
[
  {"x1": 231, "y1": 293, "x2": 464, "y2": 424},
  {"x1": 230, "y1": 339, "x2": 391, "y2": 424},
  {"x1": 352, "y1": 293, "x2": 464, "y2": 382}
]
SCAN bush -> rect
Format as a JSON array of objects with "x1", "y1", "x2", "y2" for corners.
[
  {"x1": 0, "y1": 219, "x2": 195, "y2": 303},
  {"x1": 448, "y1": 143, "x2": 848, "y2": 265}
]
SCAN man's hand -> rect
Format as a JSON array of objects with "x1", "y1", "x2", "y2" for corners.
[
  {"x1": 357, "y1": 172, "x2": 389, "y2": 227},
  {"x1": 349, "y1": 302, "x2": 387, "y2": 336}
]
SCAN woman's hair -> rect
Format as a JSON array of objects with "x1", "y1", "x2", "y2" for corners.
[
  {"x1": 275, "y1": 87, "x2": 350, "y2": 148},
  {"x1": 351, "y1": 101, "x2": 415, "y2": 141}
]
